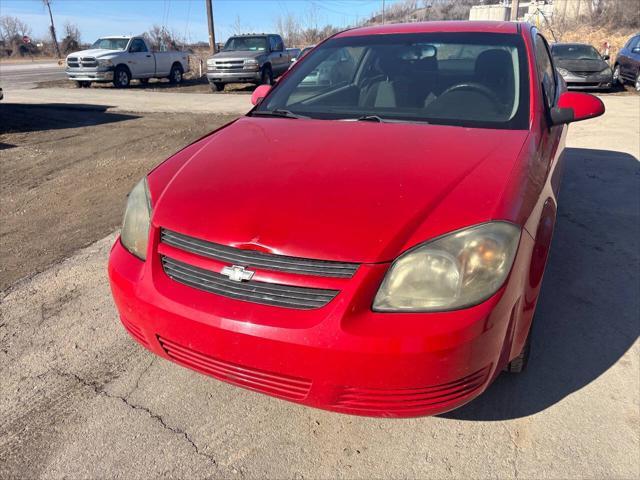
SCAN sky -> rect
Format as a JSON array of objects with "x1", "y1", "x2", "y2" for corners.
[{"x1": 0, "y1": 0, "x2": 407, "y2": 44}]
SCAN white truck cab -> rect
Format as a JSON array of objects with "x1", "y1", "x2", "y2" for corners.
[{"x1": 65, "y1": 36, "x2": 189, "y2": 88}]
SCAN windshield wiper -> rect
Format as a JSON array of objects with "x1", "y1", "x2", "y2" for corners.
[
  {"x1": 355, "y1": 114, "x2": 386, "y2": 122},
  {"x1": 251, "y1": 109, "x2": 308, "y2": 119}
]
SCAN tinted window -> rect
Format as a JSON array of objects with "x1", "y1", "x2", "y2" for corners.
[
  {"x1": 257, "y1": 32, "x2": 530, "y2": 130},
  {"x1": 130, "y1": 39, "x2": 148, "y2": 53},
  {"x1": 224, "y1": 36, "x2": 268, "y2": 52},
  {"x1": 535, "y1": 35, "x2": 556, "y2": 107}
]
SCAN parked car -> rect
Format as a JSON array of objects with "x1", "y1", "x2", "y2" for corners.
[
  {"x1": 550, "y1": 42, "x2": 613, "y2": 90},
  {"x1": 287, "y1": 48, "x2": 301, "y2": 63},
  {"x1": 206, "y1": 34, "x2": 291, "y2": 91},
  {"x1": 613, "y1": 33, "x2": 640, "y2": 91},
  {"x1": 65, "y1": 36, "x2": 190, "y2": 88},
  {"x1": 109, "y1": 21, "x2": 604, "y2": 418}
]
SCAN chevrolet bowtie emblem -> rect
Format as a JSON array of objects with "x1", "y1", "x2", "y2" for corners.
[{"x1": 221, "y1": 265, "x2": 255, "y2": 282}]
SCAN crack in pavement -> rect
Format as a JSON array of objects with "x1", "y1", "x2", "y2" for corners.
[{"x1": 52, "y1": 368, "x2": 218, "y2": 469}]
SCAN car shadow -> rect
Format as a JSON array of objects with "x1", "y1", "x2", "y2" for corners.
[
  {"x1": 443, "y1": 147, "x2": 640, "y2": 421},
  {"x1": 0, "y1": 103, "x2": 138, "y2": 134}
]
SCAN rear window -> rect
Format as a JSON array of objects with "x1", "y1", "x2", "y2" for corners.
[
  {"x1": 551, "y1": 44, "x2": 601, "y2": 60},
  {"x1": 257, "y1": 32, "x2": 530, "y2": 130}
]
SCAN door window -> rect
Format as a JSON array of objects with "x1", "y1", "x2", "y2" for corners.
[{"x1": 130, "y1": 39, "x2": 148, "y2": 53}]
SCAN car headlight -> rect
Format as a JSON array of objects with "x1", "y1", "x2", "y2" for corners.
[
  {"x1": 97, "y1": 58, "x2": 113, "y2": 67},
  {"x1": 244, "y1": 59, "x2": 259, "y2": 65},
  {"x1": 121, "y1": 178, "x2": 152, "y2": 260},
  {"x1": 373, "y1": 222, "x2": 521, "y2": 312},
  {"x1": 556, "y1": 67, "x2": 570, "y2": 77},
  {"x1": 206, "y1": 58, "x2": 215, "y2": 66},
  {"x1": 598, "y1": 66, "x2": 612, "y2": 75}
]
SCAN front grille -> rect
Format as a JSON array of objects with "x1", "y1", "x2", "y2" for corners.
[
  {"x1": 214, "y1": 60, "x2": 244, "y2": 70},
  {"x1": 158, "y1": 336, "x2": 312, "y2": 400},
  {"x1": 161, "y1": 229, "x2": 359, "y2": 278},
  {"x1": 574, "y1": 70, "x2": 599, "y2": 77},
  {"x1": 333, "y1": 366, "x2": 490, "y2": 415},
  {"x1": 161, "y1": 256, "x2": 339, "y2": 309},
  {"x1": 67, "y1": 56, "x2": 97, "y2": 68}
]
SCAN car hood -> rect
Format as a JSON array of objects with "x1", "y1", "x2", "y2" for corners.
[
  {"x1": 554, "y1": 57, "x2": 609, "y2": 73},
  {"x1": 152, "y1": 117, "x2": 529, "y2": 263},
  {"x1": 67, "y1": 48, "x2": 123, "y2": 59}
]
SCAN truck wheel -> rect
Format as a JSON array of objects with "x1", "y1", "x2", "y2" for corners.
[
  {"x1": 113, "y1": 66, "x2": 131, "y2": 88},
  {"x1": 505, "y1": 329, "x2": 532, "y2": 373},
  {"x1": 260, "y1": 66, "x2": 273, "y2": 85},
  {"x1": 76, "y1": 81, "x2": 91, "y2": 88},
  {"x1": 169, "y1": 64, "x2": 183, "y2": 84},
  {"x1": 212, "y1": 82, "x2": 225, "y2": 92}
]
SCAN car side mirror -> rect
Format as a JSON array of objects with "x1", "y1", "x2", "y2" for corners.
[
  {"x1": 633, "y1": 47, "x2": 640, "y2": 53},
  {"x1": 602, "y1": 54, "x2": 610, "y2": 61},
  {"x1": 251, "y1": 84, "x2": 272, "y2": 106},
  {"x1": 550, "y1": 91, "x2": 605, "y2": 125}
]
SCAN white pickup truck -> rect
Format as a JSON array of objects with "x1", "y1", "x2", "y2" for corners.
[{"x1": 65, "y1": 36, "x2": 189, "y2": 88}]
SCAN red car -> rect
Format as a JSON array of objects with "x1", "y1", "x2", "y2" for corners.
[{"x1": 109, "y1": 21, "x2": 604, "y2": 417}]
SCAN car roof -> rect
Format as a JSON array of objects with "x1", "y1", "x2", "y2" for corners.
[{"x1": 335, "y1": 21, "x2": 521, "y2": 38}]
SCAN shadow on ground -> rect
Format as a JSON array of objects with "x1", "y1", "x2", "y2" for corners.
[
  {"x1": 0, "y1": 103, "x2": 138, "y2": 134},
  {"x1": 444, "y1": 147, "x2": 640, "y2": 421}
]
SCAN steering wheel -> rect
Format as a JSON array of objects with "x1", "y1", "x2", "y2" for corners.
[{"x1": 437, "y1": 82, "x2": 503, "y2": 109}]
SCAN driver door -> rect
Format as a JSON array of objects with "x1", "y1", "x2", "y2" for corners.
[{"x1": 129, "y1": 38, "x2": 155, "y2": 77}]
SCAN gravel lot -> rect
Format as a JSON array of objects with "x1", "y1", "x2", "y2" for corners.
[{"x1": 0, "y1": 93, "x2": 638, "y2": 479}]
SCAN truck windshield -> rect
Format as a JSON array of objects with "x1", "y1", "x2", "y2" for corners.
[
  {"x1": 224, "y1": 36, "x2": 268, "y2": 52},
  {"x1": 255, "y1": 32, "x2": 530, "y2": 130},
  {"x1": 91, "y1": 38, "x2": 130, "y2": 50},
  {"x1": 551, "y1": 44, "x2": 602, "y2": 61}
]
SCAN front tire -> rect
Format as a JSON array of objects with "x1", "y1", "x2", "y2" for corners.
[
  {"x1": 505, "y1": 330, "x2": 531, "y2": 373},
  {"x1": 169, "y1": 64, "x2": 183, "y2": 84},
  {"x1": 212, "y1": 82, "x2": 225, "y2": 92},
  {"x1": 260, "y1": 65, "x2": 273, "y2": 85},
  {"x1": 76, "y1": 81, "x2": 91, "y2": 88},
  {"x1": 113, "y1": 66, "x2": 131, "y2": 88},
  {"x1": 612, "y1": 64, "x2": 621, "y2": 85},
  {"x1": 635, "y1": 72, "x2": 640, "y2": 92}
]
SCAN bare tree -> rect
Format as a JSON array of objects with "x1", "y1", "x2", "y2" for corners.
[
  {"x1": 61, "y1": 21, "x2": 81, "y2": 54},
  {"x1": 144, "y1": 24, "x2": 183, "y2": 51},
  {"x1": 0, "y1": 16, "x2": 32, "y2": 42}
]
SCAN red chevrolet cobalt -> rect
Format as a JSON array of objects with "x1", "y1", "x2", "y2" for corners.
[{"x1": 109, "y1": 22, "x2": 604, "y2": 417}]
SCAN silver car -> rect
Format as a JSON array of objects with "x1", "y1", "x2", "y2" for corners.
[{"x1": 550, "y1": 43, "x2": 613, "y2": 91}]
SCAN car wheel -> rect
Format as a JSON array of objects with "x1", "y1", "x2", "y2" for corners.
[
  {"x1": 260, "y1": 66, "x2": 273, "y2": 85},
  {"x1": 113, "y1": 66, "x2": 130, "y2": 88},
  {"x1": 76, "y1": 81, "x2": 91, "y2": 88},
  {"x1": 169, "y1": 64, "x2": 183, "y2": 84},
  {"x1": 635, "y1": 72, "x2": 640, "y2": 92},
  {"x1": 505, "y1": 330, "x2": 531, "y2": 373},
  {"x1": 212, "y1": 82, "x2": 225, "y2": 92},
  {"x1": 612, "y1": 65, "x2": 621, "y2": 85}
]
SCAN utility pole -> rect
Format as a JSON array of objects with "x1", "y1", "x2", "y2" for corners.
[
  {"x1": 205, "y1": 0, "x2": 216, "y2": 54},
  {"x1": 43, "y1": 0, "x2": 61, "y2": 58},
  {"x1": 510, "y1": 0, "x2": 520, "y2": 21},
  {"x1": 382, "y1": 0, "x2": 386, "y2": 24}
]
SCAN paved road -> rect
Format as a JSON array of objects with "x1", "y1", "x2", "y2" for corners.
[
  {"x1": 0, "y1": 61, "x2": 66, "y2": 90},
  {"x1": 0, "y1": 96, "x2": 638, "y2": 479},
  {"x1": 2, "y1": 86, "x2": 252, "y2": 115}
]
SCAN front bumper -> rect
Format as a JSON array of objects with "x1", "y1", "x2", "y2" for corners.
[
  {"x1": 108, "y1": 231, "x2": 533, "y2": 417},
  {"x1": 206, "y1": 70, "x2": 261, "y2": 84},
  {"x1": 560, "y1": 72, "x2": 612, "y2": 90},
  {"x1": 66, "y1": 68, "x2": 113, "y2": 82}
]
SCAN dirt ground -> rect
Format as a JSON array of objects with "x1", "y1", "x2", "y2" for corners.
[{"x1": 0, "y1": 105, "x2": 237, "y2": 290}]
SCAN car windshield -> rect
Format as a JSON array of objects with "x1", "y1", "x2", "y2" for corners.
[
  {"x1": 224, "y1": 36, "x2": 268, "y2": 52},
  {"x1": 551, "y1": 44, "x2": 601, "y2": 60},
  {"x1": 91, "y1": 38, "x2": 130, "y2": 50},
  {"x1": 255, "y1": 33, "x2": 529, "y2": 129}
]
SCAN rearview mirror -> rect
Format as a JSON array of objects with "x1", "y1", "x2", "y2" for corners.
[
  {"x1": 251, "y1": 84, "x2": 272, "y2": 106},
  {"x1": 550, "y1": 91, "x2": 605, "y2": 125},
  {"x1": 602, "y1": 54, "x2": 610, "y2": 61}
]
